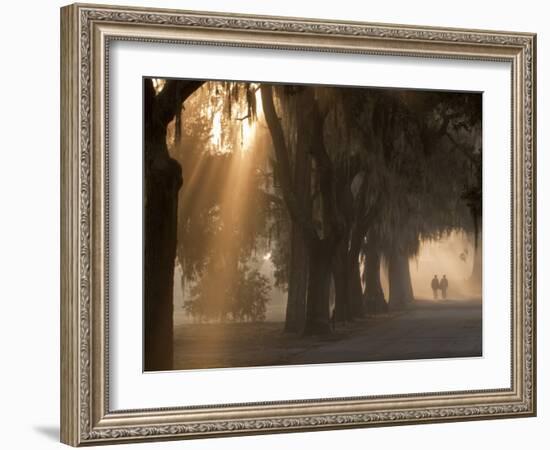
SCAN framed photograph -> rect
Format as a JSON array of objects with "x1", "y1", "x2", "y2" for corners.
[{"x1": 60, "y1": 3, "x2": 537, "y2": 446}]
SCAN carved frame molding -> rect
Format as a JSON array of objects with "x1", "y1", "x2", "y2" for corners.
[{"x1": 61, "y1": 3, "x2": 536, "y2": 446}]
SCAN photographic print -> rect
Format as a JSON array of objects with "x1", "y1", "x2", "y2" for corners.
[
  {"x1": 143, "y1": 78, "x2": 482, "y2": 372},
  {"x1": 61, "y1": 5, "x2": 535, "y2": 444}
]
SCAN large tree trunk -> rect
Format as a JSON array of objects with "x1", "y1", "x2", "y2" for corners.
[
  {"x1": 363, "y1": 232, "x2": 387, "y2": 314},
  {"x1": 332, "y1": 227, "x2": 365, "y2": 321},
  {"x1": 261, "y1": 84, "x2": 342, "y2": 335},
  {"x1": 143, "y1": 122, "x2": 181, "y2": 371},
  {"x1": 333, "y1": 238, "x2": 350, "y2": 322},
  {"x1": 286, "y1": 226, "x2": 309, "y2": 332},
  {"x1": 388, "y1": 249, "x2": 414, "y2": 310},
  {"x1": 285, "y1": 110, "x2": 311, "y2": 333},
  {"x1": 348, "y1": 227, "x2": 366, "y2": 318},
  {"x1": 143, "y1": 79, "x2": 201, "y2": 371},
  {"x1": 304, "y1": 241, "x2": 334, "y2": 335},
  {"x1": 334, "y1": 227, "x2": 371, "y2": 322}
]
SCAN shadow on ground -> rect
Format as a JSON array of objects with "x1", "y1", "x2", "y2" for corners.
[
  {"x1": 171, "y1": 298, "x2": 482, "y2": 370},
  {"x1": 33, "y1": 425, "x2": 59, "y2": 441}
]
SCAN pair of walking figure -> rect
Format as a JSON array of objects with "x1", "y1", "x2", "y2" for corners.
[{"x1": 431, "y1": 274, "x2": 448, "y2": 300}]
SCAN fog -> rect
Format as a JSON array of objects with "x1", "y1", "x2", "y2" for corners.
[
  {"x1": 400, "y1": 231, "x2": 481, "y2": 300},
  {"x1": 174, "y1": 230, "x2": 481, "y2": 323},
  {"x1": 166, "y1": 80, "x2": 482, "y2": 326}
]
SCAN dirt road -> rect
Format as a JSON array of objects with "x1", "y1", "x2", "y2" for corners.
[
  {"x1": 172, "y1": 299, "x2": 482, "y2": 370},
  {"x1": 288, "y1": 299, "x2": 482, "y2": 365}
]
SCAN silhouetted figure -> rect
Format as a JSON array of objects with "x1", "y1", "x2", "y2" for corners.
[
  {"x1": 440, "y1": 275, "x2": 449, "y2": 300},
  {"x1": 431, "y1": 275, "x2": 439, "y2": 300}
]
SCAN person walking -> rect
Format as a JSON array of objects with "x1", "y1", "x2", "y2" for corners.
[
  {"x1": 431, "y1": 275, "x2": 440, "y2": 300},
  {"x1": 440, "y1": 274, "x2": 449, "y2": 300}
]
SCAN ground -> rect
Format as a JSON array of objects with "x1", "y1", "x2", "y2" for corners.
[{"x1": 172, "y1": 298, "x2": 482, "y2": 370}]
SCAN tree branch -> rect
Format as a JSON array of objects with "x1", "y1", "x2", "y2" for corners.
[
  {"x1": 260, "y1": 84, "x2": 319, "y2": 245},
  {"x1": 445, "y1": 131, "x2": 480, "y2": 168},
  {"x1": 308, "y1": 91, "x2": 345, "y2": 241},
  {"x1": 155, "y1": 80, "x2": 203, "y2": 128}
]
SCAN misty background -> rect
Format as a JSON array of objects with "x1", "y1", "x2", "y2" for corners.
[{"x1": 174, "y1": 230, "x2": 481, "y2": 322}]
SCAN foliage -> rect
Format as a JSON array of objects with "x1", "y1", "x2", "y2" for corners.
[
  {"x1": 165, "y1": 78, "x2": 482, "y2": 327},
  {"x1": 167, "y1": 81, "x2": 288, "y2": 322},
  {"x1": 184, "y1": 266, "x2": 271, "y2": 322}
]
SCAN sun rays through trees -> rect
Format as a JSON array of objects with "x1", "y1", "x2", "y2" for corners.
[{"x1": 143, "y1": 77, "x2": 482, "y2": 371}]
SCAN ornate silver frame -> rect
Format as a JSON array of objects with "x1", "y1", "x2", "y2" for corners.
[{"x1": 60, "y1": 3, "x2": 536, "y2": 446}]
